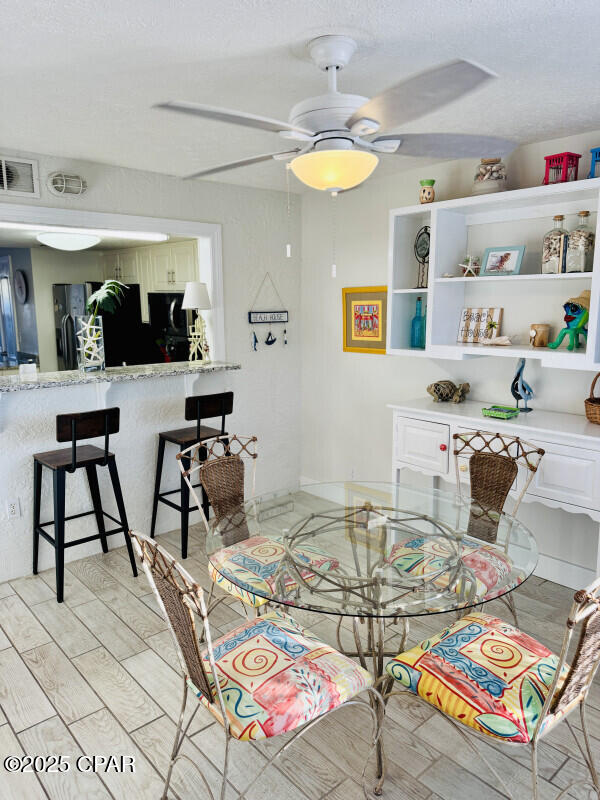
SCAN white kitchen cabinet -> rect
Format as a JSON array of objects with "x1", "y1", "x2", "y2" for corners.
[
  {"x1": 103, "y1": 240, "x2": 198, "y2": 295},
  {"x1": 102, "y1": 252, "x2": 120, "y2": 281},
  {"x1": 169, "y1": 241, "x2": 197, "y2": 289},
  {"x1": 394, "y1": 417, "x2": 450, "y2": 474},
  {"x1": 101, "y1": 250, "x2": 138, "y2": 283},
  {"x1": 151, "y1": 245, "x2": 174, "y2": 290},
  {"x1": 136, "y1": 247, "x2": 152, "y2": 322}
]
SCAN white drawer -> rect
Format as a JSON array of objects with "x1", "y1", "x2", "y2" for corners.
[
  {"x1": 394, "y1": 416, "x2": 449, "y2": 474},
  {"x1": 526, "y1": 440, "x2": 600, "y2": 510}
]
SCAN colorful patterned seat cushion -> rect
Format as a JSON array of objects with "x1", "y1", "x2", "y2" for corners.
[
  {"x1": 386, "y1": 536, "x2": 525, "y2": 601},
  {"x1": 386, "y1": 612, "x2": 568, "y2": 743},
  {"x1": 189, "y1": 610, "x2": 372, "y2": 741},
  {"x1": 209, "y1": 535, "x2": 340, "y2": 608}
]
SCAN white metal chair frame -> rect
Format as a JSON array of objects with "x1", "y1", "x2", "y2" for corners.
[
  {"x1": 130, "y1": 531, "x2": 385, "y2": 800},
  {"x1": 453, "y1": 430, "x2": 545, "y2": 626},
  {"x1": 383, "y1": 577, "x2": 600, "y2": 800}
]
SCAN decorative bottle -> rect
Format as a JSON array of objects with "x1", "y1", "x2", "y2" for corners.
[
  {"x1": 410, "y1": 296, "x2": 426, "y2": 349},
  {"x1": 566, "y1": 211, "x2": 595, "y2": 272},
  {"x1": 541, "y1": 215, "x2": 569, "y2": 274}
]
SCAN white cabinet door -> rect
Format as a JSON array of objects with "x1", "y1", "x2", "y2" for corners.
[
  {"x1": 526, "y1": 440, "x2": 600, "y2": 510},
  {"x1": 394, "y1": 416, "x2": 450, "y2": 474},
  {"x1": 170, "y1": 241, "x2": 197, "y2": 289},
  {"x1": 118, "y1": 249, "x2": 138, "y2": 283},
  {"x1": 151, "y1": 245, "x2": 173, "y2": 290}
]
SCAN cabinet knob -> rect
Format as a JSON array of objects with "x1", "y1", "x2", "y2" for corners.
[
  {"x1": 459, "y1": 464, "x2": 468, "y2": 472},
  {"x1": 439, "y1": 444, "x2": 447, "y2": 452}
]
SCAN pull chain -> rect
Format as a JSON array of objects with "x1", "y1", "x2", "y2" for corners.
[
  {"x1": 285, "y1": 164, "x2": 292, "y2": 258},
  {"x1": 331, "y1": 190, "x2": 338, "y2": 278}
]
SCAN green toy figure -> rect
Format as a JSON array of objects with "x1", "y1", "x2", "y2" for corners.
[{"x1": 547, "y1": 290, "x2": 590, "y2": 351}]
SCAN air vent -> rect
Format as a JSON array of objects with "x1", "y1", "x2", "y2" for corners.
[{"x1": 0, "y1": 157, "x2": 40, "y2": 197}]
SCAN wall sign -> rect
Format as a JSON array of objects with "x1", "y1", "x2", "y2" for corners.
[{"x1": 248, "y1": 311, "x2": 288, "y2": 324}]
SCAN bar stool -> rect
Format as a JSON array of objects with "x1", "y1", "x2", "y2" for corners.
[
  {"x1": 149, "y1": 391, "x2": 233, "y2": 558},
  {"x1": 32, "y1": 407, "x2": 138, "y2": 603}
]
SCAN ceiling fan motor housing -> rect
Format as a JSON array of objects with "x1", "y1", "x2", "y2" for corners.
[{"x1": 288, "y1": 93, "x2": 368, "y2": 136}]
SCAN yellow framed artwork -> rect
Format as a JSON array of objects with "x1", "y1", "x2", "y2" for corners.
[{"x1": 342, "y1": 286, "x2": 387, "y2": 354}]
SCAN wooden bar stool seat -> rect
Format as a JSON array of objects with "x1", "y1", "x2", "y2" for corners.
[
  {"x1": 150, "y1": 391, "x2": 233, "y2": 559},
  {"x1": 33, "y1": 407, "x2": 137, "y2": 603}
]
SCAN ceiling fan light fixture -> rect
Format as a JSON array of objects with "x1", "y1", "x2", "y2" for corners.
[{"x1": 289, "y1": 149, "x2": 378, "y2": 192}]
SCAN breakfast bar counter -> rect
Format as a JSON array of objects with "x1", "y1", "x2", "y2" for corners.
[{"x1": 0, "y1": 360, "x2": 242, "y2": 583}]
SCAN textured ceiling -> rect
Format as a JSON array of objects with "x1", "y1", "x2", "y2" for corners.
[{"x1": 1, "y1": 0, "x2": 599, "y2": 192}]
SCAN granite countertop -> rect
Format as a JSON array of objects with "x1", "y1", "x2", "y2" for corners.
[{"x1": 0, "y1": 361, "x2": 241, "y2": 392}]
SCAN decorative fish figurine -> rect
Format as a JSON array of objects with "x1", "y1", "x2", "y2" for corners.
[{"x1": 427, "y1": 380, "x2": 470, "y2": 403}]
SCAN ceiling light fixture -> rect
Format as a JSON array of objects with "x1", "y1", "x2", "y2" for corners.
[
  {"x1": 289, "y1": 149, "x2": 378, "y2": 192},
  {"x1": 0, "y1": 221, "x2": 169, "y2": 242},
  {"x1": 36, "y1": 232, "x2": 101, "y2": 251}
]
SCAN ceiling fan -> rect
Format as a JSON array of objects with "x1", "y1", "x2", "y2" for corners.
[{"x1": 155, "y1": 35, "x2": 515, "y2": 192}]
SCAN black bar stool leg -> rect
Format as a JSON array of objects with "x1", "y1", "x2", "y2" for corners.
[
  {"x1": 107, "y1": 458, "x2": 138, "y2": 578},
  {"x1": 179, "y1": 445, "x2": 190, "y2": 559},
  {"x1": 32, "y1": 460, "x2": 42, "y2": 574},
  {"x1": 199, "y1": 443, "x2": 209, "y2": 521},
  {"x1": 86, "y1": 464, "x2": 108, "y2": 553},
  {"x1": 53, "y1": 470, "x2": 66, "y2": 603},
  {"x1": 150, "y1": 437, "x2": 166, "y2": 539}
]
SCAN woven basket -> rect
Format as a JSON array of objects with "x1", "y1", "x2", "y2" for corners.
[{"x1": 585, "y1": 373, "x2": 600, "y2": 424}]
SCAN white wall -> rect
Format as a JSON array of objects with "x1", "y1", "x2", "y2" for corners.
[
  {"x1": 0, "y1": 150, "x2": 301, "y2": 582},
  {"x1": 30, "y1": 247, "x2": 104, "y2": 371},
  {"x1": 300, "y1": 128, "x2": 600, "y2": 578}
]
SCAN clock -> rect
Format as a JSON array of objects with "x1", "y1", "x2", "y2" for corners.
[
  {"x1": 414, "y1": 225, "x2": 430, "y2": 289},
  {"x1": 13, "y1": 270, "x2": 28, "y2": 304}
]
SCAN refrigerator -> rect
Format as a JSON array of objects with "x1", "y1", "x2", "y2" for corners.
[{"x1": 53, "y1": 282, "x2": 147, "y2": 370}]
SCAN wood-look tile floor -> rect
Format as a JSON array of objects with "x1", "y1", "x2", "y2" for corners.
[{"x1": 0, "y1": 524, "x2": 598, "y2": 800}]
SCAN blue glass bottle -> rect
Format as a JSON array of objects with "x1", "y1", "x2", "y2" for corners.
[{"x1": 410, "y1": 296, "x2": 426, "y2": 349}]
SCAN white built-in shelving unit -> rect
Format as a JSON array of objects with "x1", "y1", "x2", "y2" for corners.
[{"x1": 386, "y1": 177, "x2": 600, "y2": 370}]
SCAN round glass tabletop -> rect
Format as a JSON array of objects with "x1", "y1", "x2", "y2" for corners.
[{"x1": 206, "y1": 482, "x2": 538, "y2": 618}]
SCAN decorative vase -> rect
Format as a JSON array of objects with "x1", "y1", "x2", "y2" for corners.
[
  {"x1": 75, "y1": 315, "x2": 105, "y2": 372},
  {"x1": 419, "y1": 179, "x2": 435, "y2": 204}
]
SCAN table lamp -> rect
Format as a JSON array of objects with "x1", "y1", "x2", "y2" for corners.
[{"x1": 182, "y1": 281, "x2": 211, "y2": 363}]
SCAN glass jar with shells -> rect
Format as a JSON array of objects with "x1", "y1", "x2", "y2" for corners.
[
  {"x1": 566, "y1": 211, "x2": 595, "y2": 272},
  {"x1": 542, "y1": 215, "x2": 569, "y2": 274},
  {"x1": 472, "y1": 158, "x2": 507, "y2": 194}
]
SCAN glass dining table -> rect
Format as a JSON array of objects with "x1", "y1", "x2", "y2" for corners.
[{"x1": 205, "y1": 481, "x2": 538, "y2": 792}]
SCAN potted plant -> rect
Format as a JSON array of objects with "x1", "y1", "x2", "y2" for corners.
[{"x1": 76, "y1": 280, "x2": 127, "y2": 372}]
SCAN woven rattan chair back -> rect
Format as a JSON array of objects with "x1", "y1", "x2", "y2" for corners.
[
  {"x1": 453, "y1": 430, "x2": 544, "y2": 516},
  {"x1": 178, "y1": 435, "x2": 258, "y2": 538},
  {"x1": 129, "y1": 531, "x2": 216, "y2": 703},
  {"x1": 466, "y1": 452, "x2": 518, "y2": 543},
  {"x1": 548, "y1": 578, "x2": 600, "y2": 720}
]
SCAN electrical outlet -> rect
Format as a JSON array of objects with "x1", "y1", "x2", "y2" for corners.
[{"x1": 6, "y1": 499, "x2": 20, "y2": 519}]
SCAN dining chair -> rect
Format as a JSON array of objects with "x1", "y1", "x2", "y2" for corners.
[
  {"x1": 177, "y1": 434, "x2": 340, "y2": 614},
  {"x1": 130, "y1": 531, "x2": 384, "y2": 800},
  {"x1": 384, "y1": 577, "x2": 600, "y2": 800},
  {"x1": 453, "y1": 431, "x2": 545, "y2": 625}
]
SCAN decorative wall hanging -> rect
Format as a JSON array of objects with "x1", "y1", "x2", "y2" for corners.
[
  {"x1": 248, "y1": 272, "x2": 289, "y2": 350},
  {"x1": 542, "y1": 152, "x2": 581, "y2": 184},
  {"x1": 480, "y1": 246, "x2": 525, "y2": 276},
  {"x1": 529, "y1": 324, "x2": 550, "y2": 348},
  {"x1": 472, "y1": 157, "x2": 507, "y2": 194},
  {"x1": 427, "y1": 380, "x2": 470, "y2": 403},
  {"x1": 457, "y1": 307, "x2": 503, "y2": 344},
  {"x1": 588, "y1": 147, "x2": 600, "y2": 179},
  {"x1": 419, "y1": 179, "x2": 435, "y2": 204},
  {"x1": 510, "y1": 358, "x2": 534, "y2": 412},
  {"x1": 342, "y1": 286, "x2": 387, "y2": 354},
  {"x1": 547, "y1": 289, "x2": 590, "y2": 351},
  {"x1": 414, "y1": 225, "x2": 430, "y2": 288}
]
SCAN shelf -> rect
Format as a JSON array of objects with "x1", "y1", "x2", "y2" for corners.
[
  {"x1": 387, "y1": 347, "x2": 429, "y2": 357},
  {"x1": 392, "y1": 287, "x2": 429, "y2": 294},
  {"x1": 430, "y1": 343, "x2": 590, "y2": 369},
  {"x1": 436, "y1": 273, "x2": 592, "y2": 284}
]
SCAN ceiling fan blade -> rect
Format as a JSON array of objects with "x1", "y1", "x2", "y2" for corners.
[
  {"x1": 155, "y1": 101, "x2": 314, "y2": 137},
  {"x1": 373, "y1": 133, "x2": 516, "y2": 158},
  {"x1": 347, "y1": 60, "x2": 494, "y2": 133},
  {"x1": 183, "y1": 150, "x2": 300, "y2": 180}
]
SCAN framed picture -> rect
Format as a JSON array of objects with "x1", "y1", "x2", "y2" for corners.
[
  {"x1": 457, "y1": 307, "x2": 503, "y2": 343},
  {"x1": 342, "y1": 286, "x2": 387, "y2": 354},
  {"x1": 481, "y1": 246, "x2": 525, "y2": 276}
]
